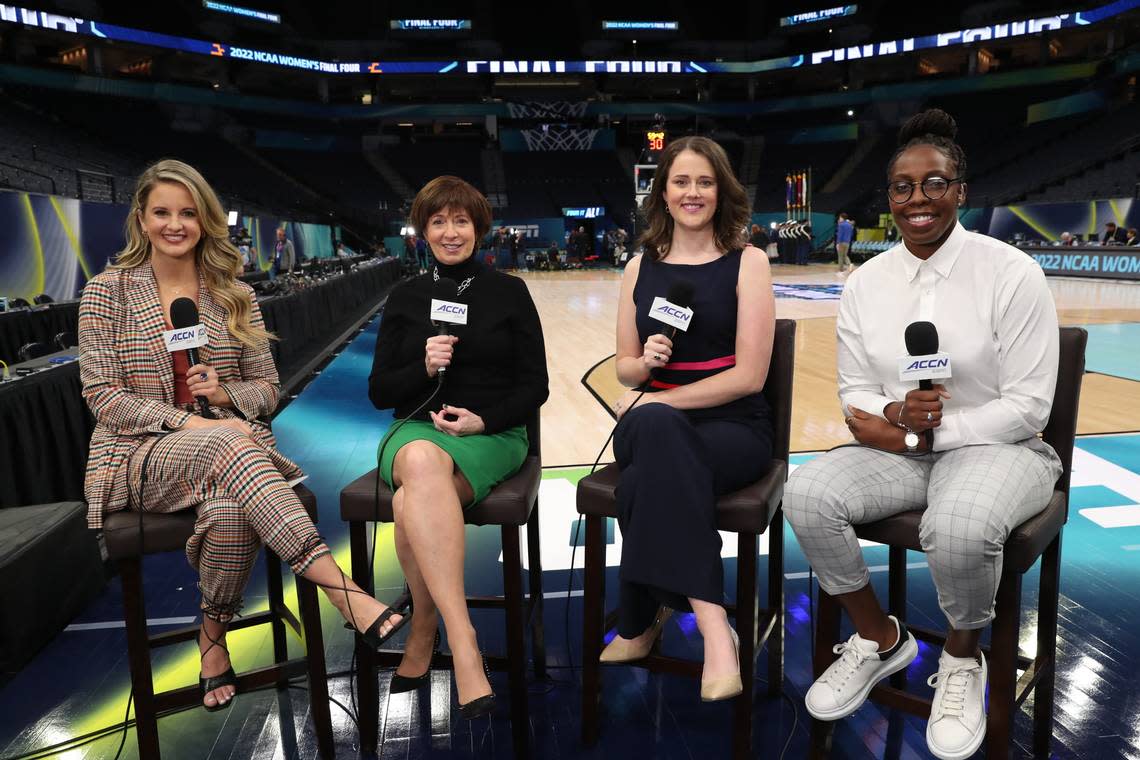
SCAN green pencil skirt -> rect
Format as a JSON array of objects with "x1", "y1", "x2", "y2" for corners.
[{"x1": 377, "y1": 420, "x2": 529, "y2": 506}]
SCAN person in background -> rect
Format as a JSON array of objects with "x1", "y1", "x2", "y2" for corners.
[
  {"x1": 614, "y1": 226, "x2": 630, "y2": 266},
  {"x1": 1103, "y1": 221, "x2": 1127, "y2": 245},
  {"x1": 490, "y1": 227, "x2": 507, "y2": 270},
  {"x1": 565, "y1": 227, "x2": 580, "y2": 265},
  {"x1": 749, "y1": 223, "x2": 770, "y2": 252},
  {"x1": 835, "y1": 212, "x2": 856, "y2": 274},
  {"x1": 784, "y1": 109, "x2": 1061, "y2": 760},
  {"x1": 1058, "y1": 231, "x2": 1077, "y2": 246},
  {"x1": 271, "y1": 227, "x2": 295, "y2": 281},
  {"x1": 403, "y1": 234, "x2": 416, "y2": 266},
  {"x1": 576, "y1": 225, "x2": 594, "y2": 261},
  {"x1": 510, "y1": 229, "x2": 522, "y2": 270},
  {"x1": 1125, "y1": 227, "x2": 1138, "y2": 247},
  {"x1": 232, "y1": 226, "x2": 254, "y2": 271},
  {"x1": 795, "y1": 222, "x2": 813, "y2": 265},
  {"x1": 545, "y1": 240, "x2": 561, "y2": 270},
  {"x1": 415, "y1": 235, "x2": 429, "y2": 272}
]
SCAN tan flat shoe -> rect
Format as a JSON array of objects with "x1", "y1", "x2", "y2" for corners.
[
  {"x1": 700, "y1": 627, "x2": 743, "y2": 702},
  {"x1": 599, "y1": 607, "x2": 672, "y2": 663}
]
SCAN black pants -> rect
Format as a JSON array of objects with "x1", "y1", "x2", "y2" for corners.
[{"x1": 613, "y1": 403, "x2": 772, "y2": 637}]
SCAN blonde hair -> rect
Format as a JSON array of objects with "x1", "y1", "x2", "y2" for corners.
[
  {"x1": 637, "y1": 136, "x2": 749, "y2": 262},
  {"x1": 112, "y1": 159, "x2": 273, "y2": 347}
]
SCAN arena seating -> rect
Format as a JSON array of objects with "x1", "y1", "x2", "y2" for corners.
[
  {"x1": 3, "y1": 81, "x2": 1138, "y2": 234},
  {"x1": 501, "y1": 151, "x2": 630, "y2": 219}
]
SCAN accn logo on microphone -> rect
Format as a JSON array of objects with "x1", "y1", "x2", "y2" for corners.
[
  {"x1": 648, "y1": 296, "x2": 694, "y2": 332},
  {"x1": 163, "y1": 324, "x2": 209, "y2": 352},
  {"x1": 897, "y1": 353, "x2": 952, "y2": 382},
  {"x1": 430, "y1": 298, "x2": 468, "y2": 325}
]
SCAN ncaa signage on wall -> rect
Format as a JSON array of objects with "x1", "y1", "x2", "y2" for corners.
[
  {"x1": 3, "y1": 1, "x2": 1137, "y2": 76},
  {"x1": 1027, "y1": 250, "x2": 1140, "y2": 281}
]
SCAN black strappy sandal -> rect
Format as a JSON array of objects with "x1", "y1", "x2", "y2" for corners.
[
  {"x1": 198, "y1": 626, "x2": 237, "y2": 712},
  {"x1": 320, "y1": 572, "x2": 414, "y2": 650}
]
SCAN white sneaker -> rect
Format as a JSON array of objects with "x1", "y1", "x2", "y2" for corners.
[
  {"x1": 926, "y1": 650, "x2": 987, "y2": 760},
  {"x1": 805, "y1": 616, "x2": 918, "y2": 720}
]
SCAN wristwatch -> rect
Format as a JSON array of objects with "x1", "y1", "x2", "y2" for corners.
[{"x1": 903, "y1": 427, "x2": 920, "y2": 452}]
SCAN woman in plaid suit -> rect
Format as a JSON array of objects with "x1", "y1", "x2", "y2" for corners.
[{"x1": 79, "y1": 159, "x2": 405, "y2": 711}]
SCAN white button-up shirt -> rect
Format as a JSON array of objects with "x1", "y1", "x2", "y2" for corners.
[{"x1": 837, "y1": 222, "x2": 1059, "y2": 452}]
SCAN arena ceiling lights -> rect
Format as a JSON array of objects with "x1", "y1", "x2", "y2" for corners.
[{"x1": 1, "y1": 0, "x2": 1137, "y2": 76}]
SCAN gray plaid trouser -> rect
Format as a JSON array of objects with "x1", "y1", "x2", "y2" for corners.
[{"x1": 784, "y1": 440, "x2": 1061, "y2": 629}]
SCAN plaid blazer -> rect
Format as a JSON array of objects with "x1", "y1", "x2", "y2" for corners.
[{"x1": 79, "y1": 263, "x2": 302, "y2": 529}]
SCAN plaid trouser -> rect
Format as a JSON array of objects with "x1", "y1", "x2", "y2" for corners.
[
  {"x1": 784, "y1": 440, "x2": 1060, "y2": 629},
  {"x1": 126, "y1": 426, "x2": 329, "y2": 622}
]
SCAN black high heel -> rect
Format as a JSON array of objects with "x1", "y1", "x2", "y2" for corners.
[
  {"x1": 198, "y1": 625, "x2": 237, "y2": 713},
  {"x1": 390, "y1": 629, "x2": 441, "y2": 694},
  {"x1": 457, "y1": 654, "x2": 495, "y2": 720}
]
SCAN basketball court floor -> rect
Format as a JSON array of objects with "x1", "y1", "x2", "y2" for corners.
[{"x1": 3, "y1": 263, "x2": 1140, "y2": 759}]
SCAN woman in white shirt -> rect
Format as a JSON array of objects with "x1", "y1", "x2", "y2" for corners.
[{"x1": 783, "y1": 109, "x2": 1061, "y2": 760}]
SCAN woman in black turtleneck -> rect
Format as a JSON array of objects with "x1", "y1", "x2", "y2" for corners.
[{"x1": 368, "y1": 175, "x2": 548, "y2": 718}]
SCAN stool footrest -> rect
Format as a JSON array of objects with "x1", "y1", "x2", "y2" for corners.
[
  {"x1": 148, "y1": 610, "x2": 276, "y2": 648},
  {"x1": 906, "y1": 622, "x2": 1033, "y2": 669},
  {"x1": 153, "y1": 659, "x2": 310, "y2": 713}
]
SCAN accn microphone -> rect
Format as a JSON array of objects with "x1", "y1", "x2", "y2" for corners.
[
  {"x1": 648, "y1": 280, "x2": 696, "y2": 341},
  {"x1": 903, "y1": 321, "x2": 939, "y2": 393},
  {"x1": 429, "y1": 277, "x2": 465, "y2": 375},
  {"x1": 168, "y1": 297, "x2": 214, "y2": 418},
  {"x1": 902, "y1": 321, "x2": 949, "y2": 449}
]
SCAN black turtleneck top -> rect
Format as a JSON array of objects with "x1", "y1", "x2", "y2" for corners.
[{"x1": 368, "y1": 256, "x2": 549, "y2": 434}]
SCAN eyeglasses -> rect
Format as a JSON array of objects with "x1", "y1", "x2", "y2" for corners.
[{"x1": 886, "y1": 176, "x2": 964, "y2": 203}]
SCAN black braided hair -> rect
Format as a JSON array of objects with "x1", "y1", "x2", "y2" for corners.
[{"x1": 886, "y1": 108, "x2": 968, "y2": 180}]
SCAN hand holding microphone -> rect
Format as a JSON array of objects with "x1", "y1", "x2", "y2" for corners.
[
  {"x1": 425, "y1": 335, "x2": 458, "y2": 378},
  {"x1": 426, "y1": 277, "x2": 464, "y2": 379},
  {"x1": 169, "y1": 297, "x2": 216, "y2": 418},
  {"x1": 185, "y1": 363, "x2": 223, "y2": 403},
  {"x1": 641, "y1": 334, "x2": 673, "y2": 371},
  {"x1": 897, "y1": 386, "x2": 950, "y2": 432},
  {"x1": 897, "y1": 321, "x2": 953, "y2": 447},
  {"x1": 642, "y1": 280, "x2": 695, "y2": 375}
]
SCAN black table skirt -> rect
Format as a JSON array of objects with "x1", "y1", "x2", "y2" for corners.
[
  {"x1": 260, "y1": 261, "x2": 401, "y2": 378},
  {"x1": 0, "y1": 302, "x2": 80, "y2": 367},
  {"x1": 0, "y1": 363, "x2": 92, "y2": 509},
  {"x1": 0, "y1": 261, "x2": 402, "y2": 509},
  {"x1": 0, "y1": 257, "x2": 384, "y2": 366}
]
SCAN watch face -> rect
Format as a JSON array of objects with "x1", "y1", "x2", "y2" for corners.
[{"x1": 905, "y1": 431, "x2": 920, "y2": 449}]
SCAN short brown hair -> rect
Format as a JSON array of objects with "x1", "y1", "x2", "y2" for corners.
[
  {"x1": 409, "y1": 175, "x2": 492, "y2": 243},
  {"x1": 637, "y1": 136, "x2": 749, "y2": 261}
]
